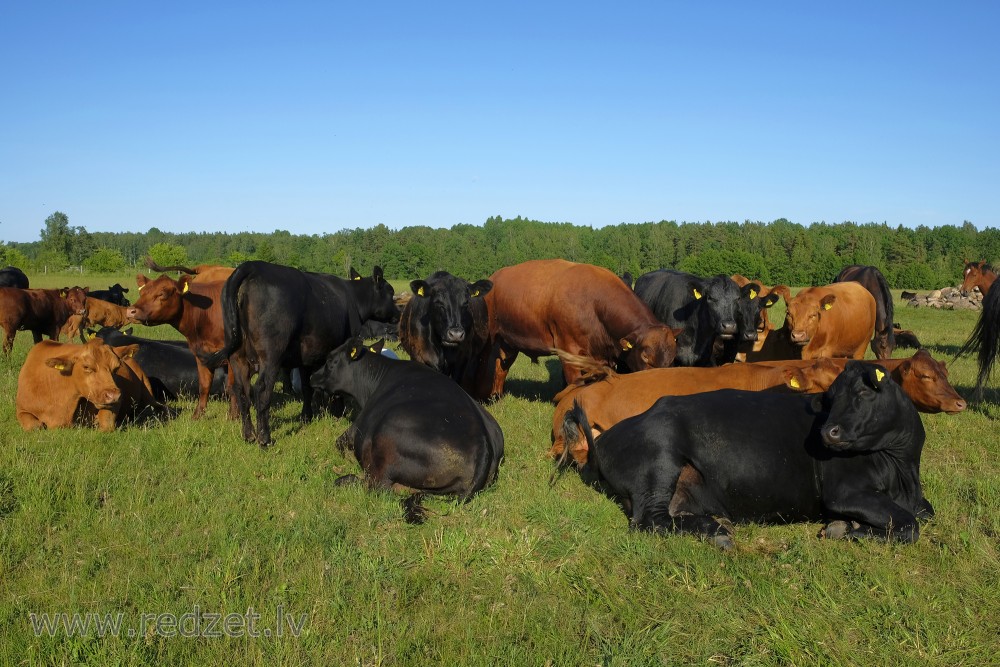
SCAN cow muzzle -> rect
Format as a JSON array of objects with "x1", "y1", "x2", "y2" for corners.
[
  {"x1": 789, "y1": 330, "x2": 809, "y2": 344},
  {"x1": 442, "y1": 328, "x2": 466, "y2": 346},
  {"x1": 93, "y1": 389, "x2": 122, "y2": 409},
  {"x1": 718, "y1": 321, "x2": 737, "y2": 339},
  {"x1": 820, "y1": 423, "x2": 851, "y2": 449}
]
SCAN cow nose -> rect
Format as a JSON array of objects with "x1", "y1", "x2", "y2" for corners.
[
  {"x1": 952, "y1": 399, "x2": 967, "y2": 413},
  {"x1": 719, "y1": 321, "x2": 737, "y2": 336},
  {"x1": 125, "y1": 307, "x2": 138, "y2": 320},
  {"x1": 742, "y1": 329, "x2": 758, "y2": 342},
  {"x1": 821, "y1": 423, "x2": 843, "y2": 446},
  {"x1": 790, "y1": 330, "x2": 807, "y2": 343},
  {"x1": 444, "y1": 328, "x2": 466, "y2": 343},
  {"x1": 103, "y1": 389, "x2": 122, "y2": 405}
]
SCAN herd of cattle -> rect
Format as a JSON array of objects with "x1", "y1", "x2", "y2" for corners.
[{"x1": 1, "y1": 257, "x2": 997, "y2": 548}]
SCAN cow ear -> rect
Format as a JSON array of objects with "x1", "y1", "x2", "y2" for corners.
[
  {"x1": 136, "y1": 274, "x2": 148, "y2": 291},
  {"x1": 348, "y1": 336, "x2": 365, "y2": 360},
  {"x1": 742, "y1": 283, "x2": 761, "y2": 300},
  {"x1": 691, "y1": 285, "x2": 703, "y2": 300},
  {"x1": 349, "y1": 267, "x2": 362, "y2": 281},
  {"x1": 45, "y1": 357, "x2": 75, "y2": 374},
  {"x1": 770, "y1": 285, "x2": 791, "y2": 302},
  {"x1": 763, "y1": 292, "x2": 781, "y2": 308},
  {"x1": 866, "y1": 364, "x2": 888, "y2": 390},
  {"x1": 84, "y1": 329, "x2": 96, "y2": 341},
  {"x1": 113, "y1": 344, "x2": 139, "y2": 360},
  {"x1": 123, "y1": 327, "x2": 134, "y2": 336},
  {"x1": 372, "y1": 266, "x2": 384, "y2": 283},
  {"x1": 784, "y1": 367, "x2": 805, "y2": 390},
  {"x1": 59, "y1": 288, "x2": 68, "y2": 297},
  {"x1": 820, "y1": 294, "x2": 836, "y2": 311},
  {"x1": 470, "y1": 280, "x2": 493, "y2": 298},
  {"x1": 368, "y1": 339, "x2": 385, "y2": 356},
  {"x1": 179, "y1": 275, "x2": 193, "y2": 294},
  {"x1": 619, "y1": 337, "x2": 634, "y2": 351},
  {"x1": 410, "y1": 280, "x2": 429, "y2": 297}
]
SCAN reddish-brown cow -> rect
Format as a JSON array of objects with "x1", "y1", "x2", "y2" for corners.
[
  {"x1": 755, "y1": 350, "x2": 966, "y2": 414},
  {"x1": 62, "y1": 297, "x2": 132, "y2": 341},
  {"x1": 16, "y1": 339, "x2": 162, "y2": 431},
  {"x1": 549, "y1": 353, "x2": 842, "y2": 465},
  {"x1": 760, "y1": 282, "x2": 875, "y2": 361},
  {"x1": 0, "y1": 286, "x2": 88, "y2": 354},
  {"x1": 477, "y1": 260, "x2": 680, "y2": 399},
  {"x1": 126, "y1": 274, "x2": 235, "y2": 419}
]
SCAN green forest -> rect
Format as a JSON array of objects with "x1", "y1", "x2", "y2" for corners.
[{"x1": 4, "y1": 212, "x2": 1000, "y2": 289}]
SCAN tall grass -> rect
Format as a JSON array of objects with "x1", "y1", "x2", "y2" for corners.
[{"x1": 0, "y1": 272, "x2": 997, "y2": 665}]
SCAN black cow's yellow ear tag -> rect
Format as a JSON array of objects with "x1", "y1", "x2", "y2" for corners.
[
  {"x1": 470, "y1": 289, "x2": 480, "y2": 297},
  {"x1": 85, "y1": 331, "x2": 95, "y2": 341},
  {"x1": 749, "y1": 288, "x2": 757, "y2": 299},
  {"x1": 353, "y1": 275, "x2": 361, "y2": 281},
  {"x1": 417, "y1": 286, "x2": 425, "y2": 297},
  {"x1": 875, "y1": 369, "x2": 885, "y2": 383},
  {"x1": 368, "y1": 346, "x2": 378, "y2": 353},
  {"x1": 350, "y1": 346, "x2": 359, "y2": 359},
  {"x1": 693, "y1": 289, "x2": 702, "y2": 300}
]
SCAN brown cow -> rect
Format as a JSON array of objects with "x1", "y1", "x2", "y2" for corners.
[
  {"x1": 754, "y1": 350, "x2": 966, "y2": 414},
  {"x1": 126, "y1": 274, "x2": 235, "y2": 419},
  {"x1": 549, "y1": 352, "x2": 842, "y2": 465},
  {"x1": 15, "y1": 339, "x2": 163, "y2": 431},
  {"x1": 144, "y1": 258, "x2": 234, "y2": 283},
  {"x1": 0, "y1": 286, "x2": 88, "y2": 354},
  {"x1": 781, "y1": 282, "x2": 876, "y2": 359},
  {"x1": 477, "y1": 260, "x2": 680, "y2": 399},
  {"x1": 62, "y1": 297, "x2": 132, "y2": 341}
]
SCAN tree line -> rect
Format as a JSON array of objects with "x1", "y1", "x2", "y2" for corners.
[{"x1": 3, "y1": 212, "x2": 999, "y2": 289}]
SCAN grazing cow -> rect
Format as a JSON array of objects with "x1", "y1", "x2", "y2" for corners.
[
  {"x1": 398, "y1": 271, "x2": 493, "y2": 393},
  {"x1": 144, "y1": 257, "x2": 235, "y2": 283},
  {"x1": 781, "y1": 282, "x2": 876, "y2": 360},
  {"x1": 956, "y1": 283, "x2": 1000, "y2": 401},
  {"x1": 754, "y1": 350, "x2": 966, "y2": 414},
  {"x1": 88, "y1": 283, "x2": 131, "y2": 307},
  {"x1": 126, "y1": 275, "x2": 234, "y2": 419},
  {"x1": 633, "y1": 270, "x2": 741, "y2": 366},
  {"x1": 91, "y1": 326, "x2": 228, "y2": 402},
  {"x1": 310, "y1": 338, "x2": 504, "y2": 523},
  {"x1": 0, "y1": 266, "x2": 29, "y2": 288},
  {"x1": 62, "y1": 297, "x2": 131, "y2": 341},
  {"x1": 560, "y1": 361, "x2": 931, "y2": 548},
  {"x1": 550, "y1": 352, "x2": 841, "y2": 465},
  {"x1": 833, "y1": 265, "x2": 896, "y2": 359},
  {"x1": 900, "y1": 291, "x2": 918, "y2": 301},
  {"x1": 960, "y1": 260, "x2": 996, "y2": 297},
  {"x1": 479, "y1": 260, "x2": 679, "y2": 400},
  {"x1": 893, "y1": 324, "x2": 921, "y2": 349},
  {"x1": 0, "y1": 286, "x2": 88, "y2": 354},
  {"x1": 16, "y1": 339, "x2": 164, "y2": 431},
  {"x1": 200, "y1": 261, "x2": 398, "y2": 446}
]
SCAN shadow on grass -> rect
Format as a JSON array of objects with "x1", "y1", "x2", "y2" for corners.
[{"x1": 503, "y1": 358, "x2": 566, "y2": 402}]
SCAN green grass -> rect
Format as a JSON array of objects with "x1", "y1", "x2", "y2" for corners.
[{"x1": 1, "y1": 272, "x2": 998, "y2": 665}]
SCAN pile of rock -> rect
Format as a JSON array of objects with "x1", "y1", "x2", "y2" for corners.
[{"x1": 903, "y1": 286, "x2": 982, "y2": 310}]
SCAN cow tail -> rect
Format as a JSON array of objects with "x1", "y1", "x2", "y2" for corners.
[
  {"x1": 144, "y1": 257, "x2": 196, "y2": 275},
  {"x1": 197, "y1": 265, "x2": 249, "y2": 368},
  {"x1": 957, "y1": 285, "x2": 1000, "y2": 402},
  {"x1": 873, "y1": 268, "x2": 896, "y2": 350},
  {"x1": 549, "y1": 399, "x2": 596, "y2": 486}
]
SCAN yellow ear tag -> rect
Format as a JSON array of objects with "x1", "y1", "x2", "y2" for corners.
[
  {"x1": 823, "y1": 303, "x2": 832, "y2": 310},
  {"x1": 749, "y1": 289, "x2": 757, "y2": 299},
  {"x1": 875, "y1": 369, "x2": 885, "y2": 383},
  {"x1": 182, "y1": 282, "x2": 190, "y2": 293},
  {"x1": 137, "y1": 283, "x2": 145, "y2": 292},
  {"x1": 353, "y1": 275, "x2": 361, "y2": 281},
  {"x1": 53, "y1": 363, "x2": 66, "y2": 371},
  {"x1": 350, "y1": 347, "x2": 358, "y2": 359},
  {"x1": 693, "y1": 289, "x2": 702, "y2": 300},
  {"x1": 369, "y1": 346, "x2": 378, "y2": 353},
  {"x1": 85, "y1": 332, "x2": 94, "y2": 341},
  {"x1": 417, "y1": 286, "x2": 425, "y2": 297},
  {"x1": 470, "y1": 289, "x2": 480, "y2": 297},
  {"x1": 789, "y1": 377, "x2": 800, "y2": 389},
  {"x1": 622, "y1": 340, "x2": 633, "y2": 350}
]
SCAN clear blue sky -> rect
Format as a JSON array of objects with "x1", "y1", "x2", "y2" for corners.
[{"x1": 2, "y1": 2, "x2": 998, "y2": 244}]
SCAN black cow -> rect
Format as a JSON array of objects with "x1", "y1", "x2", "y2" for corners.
[
  {"x1": 833, "y1": 265, "x2": 895, "y2": 359},
  {"x1": 310, "y1": 337, "x2": 504, "y2": 523},
  {"x1": 88, "y1": 283, "x2": 131, "y2": 307},
  {"x1": 90, "y1": 326, "x2": 227, "y2": 402},
  {"x1": 713, "y1": 281, "x2": 781, "y2": 363},
  {"x1": 200, "y1": 261, "x2": 397, "y2": 446},
  {"x1": 398, "y1": 271, "x2": 493, "y2": 392},
  {"x1": 560, "y1": 361, "x2": 930, "y2": 548},
  {"x1": 0, "y1": 266, "x2": 29, "y2": 288},
  {"x1": 633, "y1": 270, "x2": 741, "y2": 366}
]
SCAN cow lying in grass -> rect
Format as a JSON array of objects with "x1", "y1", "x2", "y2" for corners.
[
  {"x1": 16, "y1": 339, "x2": 167, "y2": 431},
  {"x1": 559, "y1": 362, "x2": 931, "y2": 549},
  {"x1": 310, "y1": 337, "x2": 504, "y2": 523}
]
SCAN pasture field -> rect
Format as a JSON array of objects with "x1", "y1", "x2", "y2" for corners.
[{"x1": 1, "y1": 271, "x2": 998, "y2": 666}]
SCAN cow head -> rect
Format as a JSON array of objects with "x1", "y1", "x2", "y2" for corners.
[
  {"x1": 350, "y1": 266, "x2": 398, "y2": 324},
  {"x1": 780, "y1": 358, "x2": 842, "y2": 393},
  {"x1": 109, "y1": 283, "x2": 131, "y2": 307},
  {"x1": 784, "y1": 288, "x2": 834, "y2": 346},
  {"x1": 691, "y1": 276, "x2": 740, "y2": 339},
  {"x1": 310, "y1": 336, "x2": 385, "y2": 404},
  {"x1": 61, "y1": 286, "x2": 90, "y2": 316},
  {"x1": 820, "y1": 361, "x2": 919, "y2": 452},
  {"x1": 896, "y1": 349, "x2": 967, "y2": 414},
  {"x1": 410, "y1": 272, "x2": 492, "y2": 347},
  {"x1": 620, "y1": 326, "x2": 681, "y2": 371},
  {"x1": 44, "y1": 339, "x2": 123, "y2": 409},
  {"x1": 126, "y1": 274, "x2": 186, "y2": 325}
]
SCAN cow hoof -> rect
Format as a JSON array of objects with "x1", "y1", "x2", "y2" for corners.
[
  {"x1": 711, "y1": 533, "x2": 735, "y2": 551},
  {"x1": 820, "y1": 520, "x2": 859, "y2": 540}
]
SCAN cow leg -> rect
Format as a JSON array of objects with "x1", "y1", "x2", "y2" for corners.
[
  {"x1": 298, "y1": 366, "x2": 315, "y2": 423},
  {"x1": 192, "y1": 359, "x2": 215, "y2": 420},
  {"x1": 225, "y1": 363, "x2": 239, "y2": 420},
  {"x1": 230, "y1": 355, "x2": 257, "y2": 443},
  {"x1": 823, "y1": 492, "x2": 921, "y2": 543},
  {"x1": 490, "y1": 340, "x2": 518, "y2": 399},
  {"x1": 252, "y1": 363, "x2": 280, "y2": 447},
  {"x1": 1, "y1": 326, "x2": 13, "y2": 355},
  {"x1": 630, "y1": 463, "x2": 735, "y2": 548}
]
